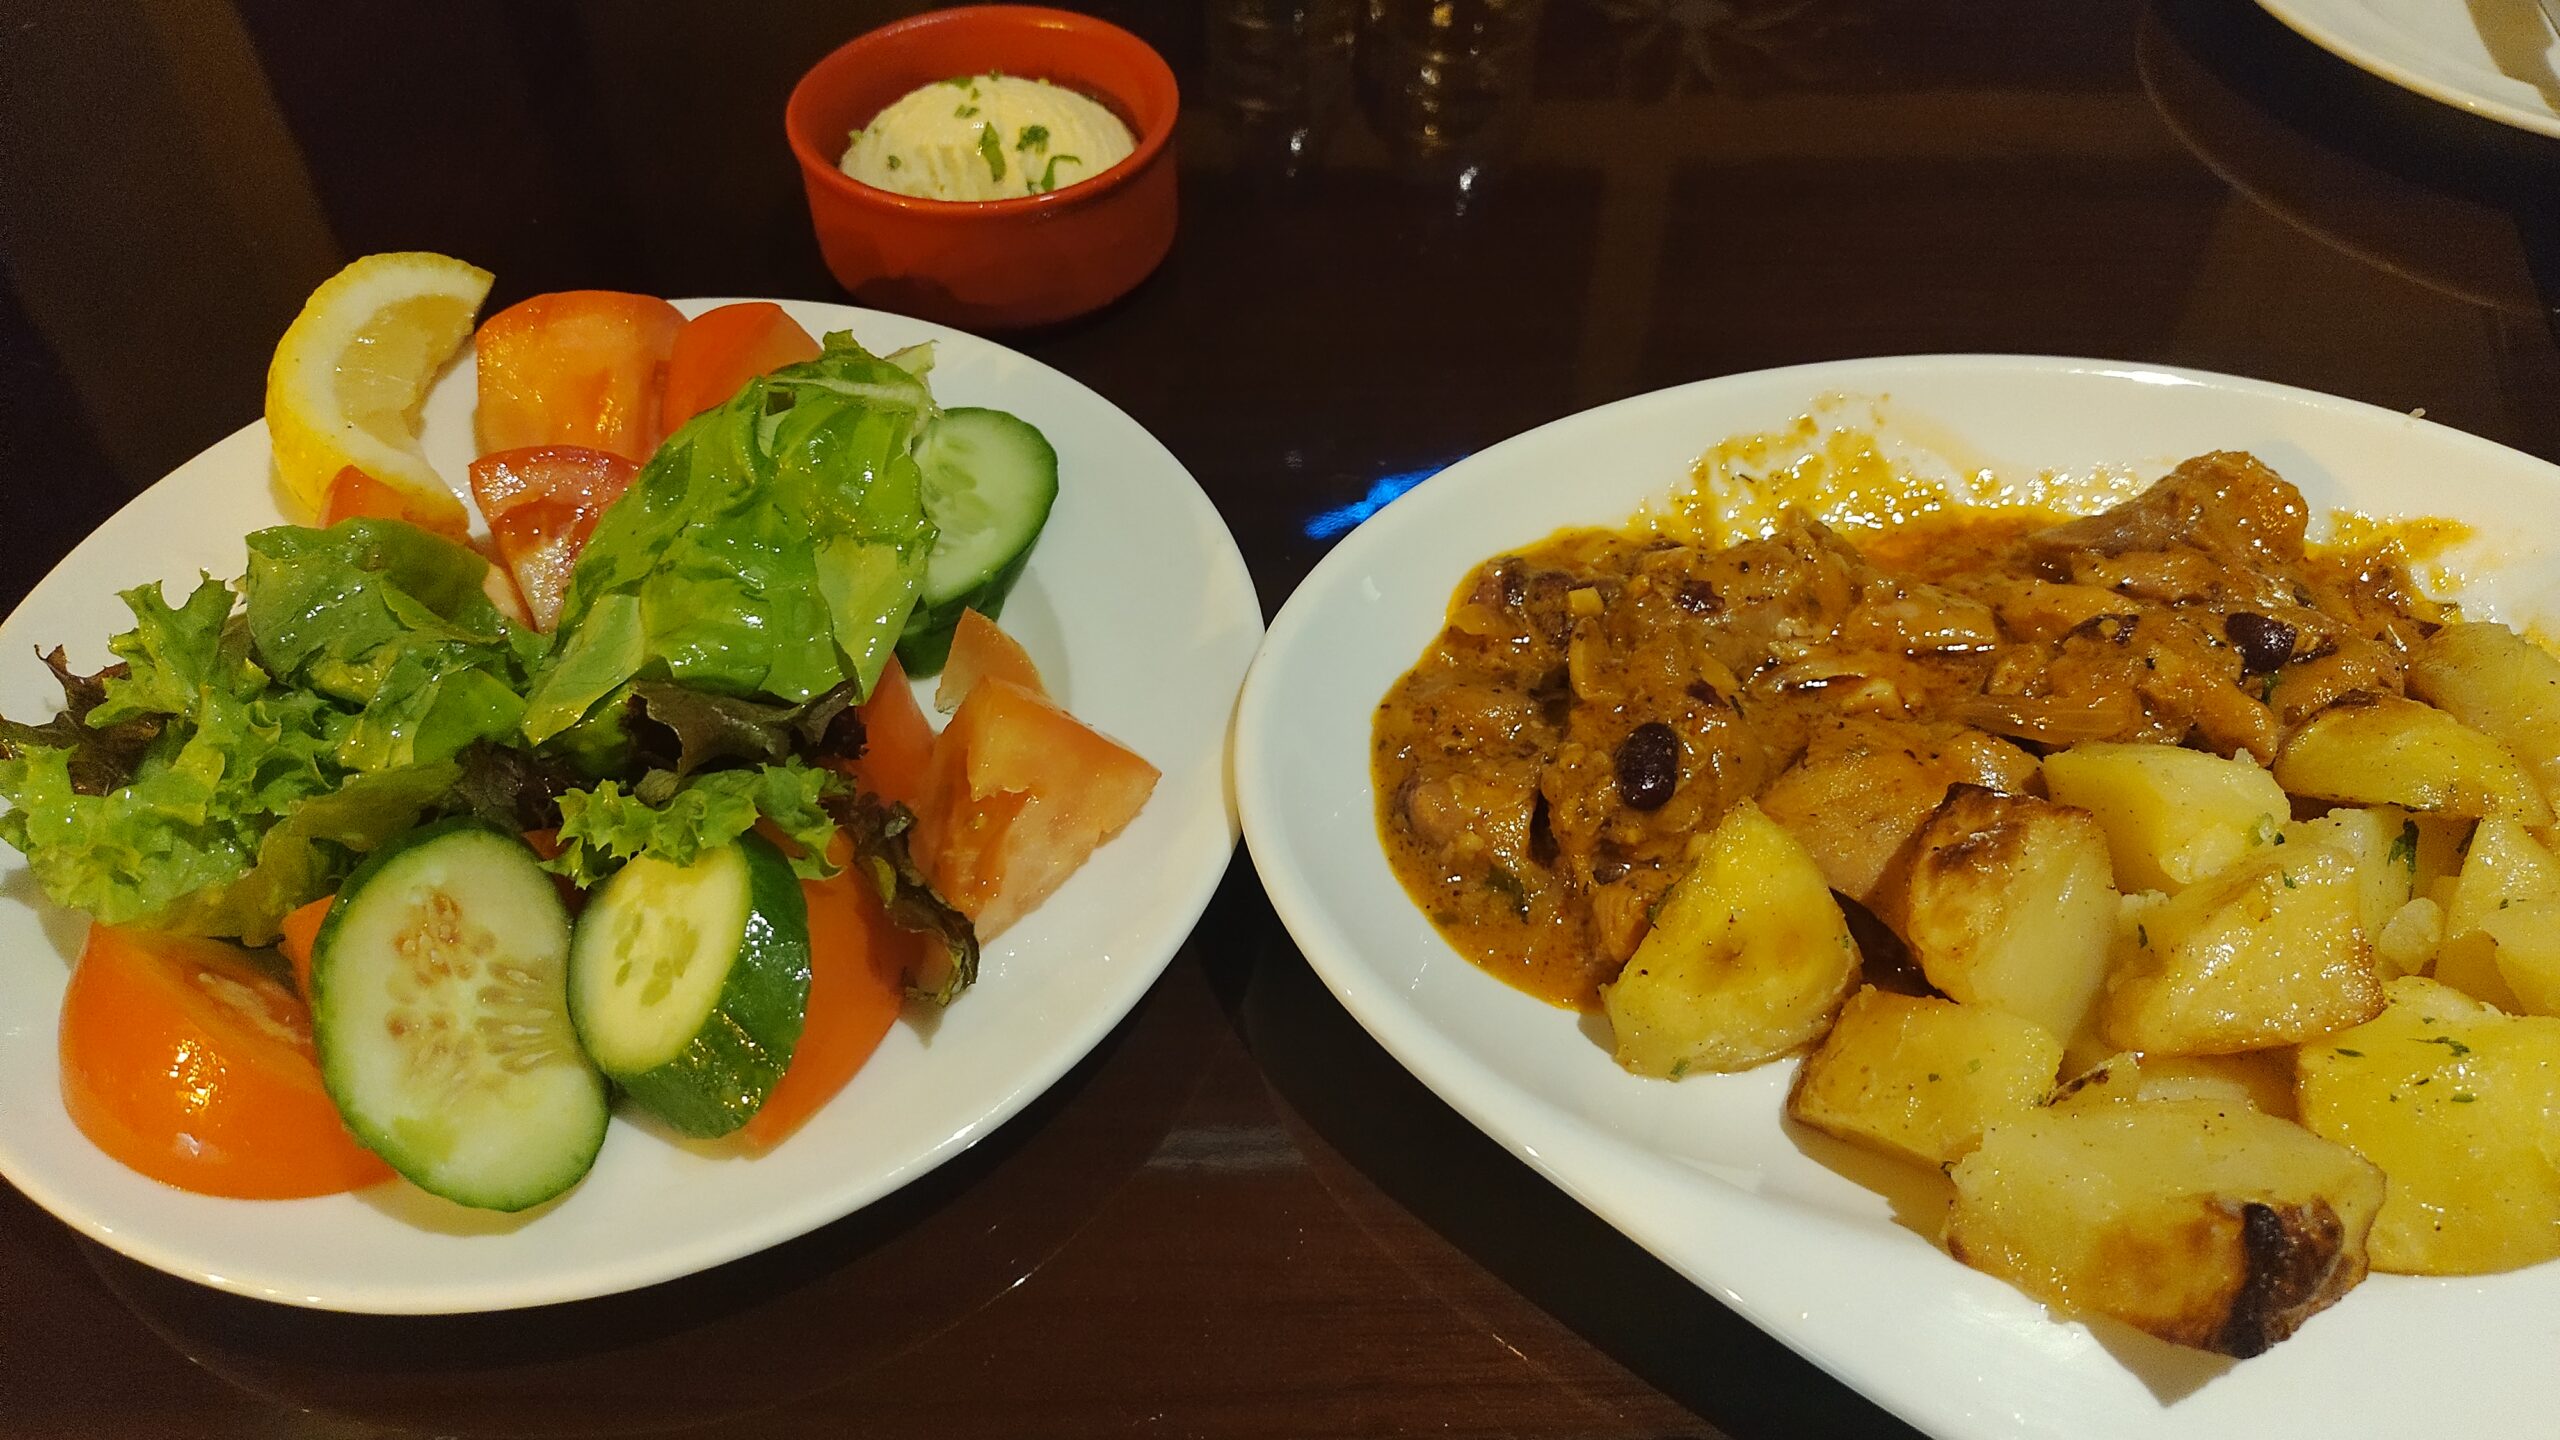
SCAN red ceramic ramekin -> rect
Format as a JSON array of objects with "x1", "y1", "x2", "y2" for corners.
[{"x1": 786, "y1": 6, "x2": 1179, "y2": 330}]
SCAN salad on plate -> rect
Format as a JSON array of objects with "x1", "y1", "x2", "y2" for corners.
[{"x1": 2, "y1": 252, "x2": 1157, "y2": 1214}]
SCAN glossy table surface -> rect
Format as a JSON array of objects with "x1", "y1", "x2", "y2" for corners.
[{"x1": 6, "y1": 2, "x2": 2560, "y2": 1436}]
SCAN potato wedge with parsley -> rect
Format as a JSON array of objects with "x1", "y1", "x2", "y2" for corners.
[
  {"x1": 1788, "y1": 987, "x2": 2060, "y2": 1168},
  {"x1": 2408, "y1": 621, "x2": 2560, "y2": 813},
  {"x1": 2100, "y1": 843, "x2": 2384, "y2": 1055},
  {"x1": 2296, "y1": 977, "x2": 2560, "y2": 1275},
  {"x1": 2042, "y1": 742, "x2": 2290, "y2": 894},
  {"x1": 2274, "y1": 694, "x2": 2552, "y2": 825}
]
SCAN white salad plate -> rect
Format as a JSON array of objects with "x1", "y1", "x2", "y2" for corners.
[
  {"x1": 0, "y1": 298, "x2": 1261, "y2": 1313},
  {"x1": 2258, "y1": 0, "x2": 2560, "y2": 140},
  {"x1": 1235, "y1": 356, "x2": 2560, "y2": 1440}
]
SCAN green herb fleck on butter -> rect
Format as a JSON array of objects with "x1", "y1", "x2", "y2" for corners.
[{"x1": 1033, "y1": 154, "x2": 1081, "y2": 193}]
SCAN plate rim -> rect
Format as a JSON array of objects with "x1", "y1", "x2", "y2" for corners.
[
  {"x1": 2254, "y1": 0, "x2": 2560, "y2": 141},
  {"x1": 1235, "y1": 352, "x2": 2560, "y2": 1440},
  {"x1": 0, "y1": 297, "x2": 1261, "y2": 1313}
]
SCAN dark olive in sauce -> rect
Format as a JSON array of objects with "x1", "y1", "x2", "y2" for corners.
[
  {"x1": 1615, "y1": 722, "x2": 1680, "y2": 810},
  {"x1": 2224, "y1": 612, "x2": 2298, "y2": 674}
]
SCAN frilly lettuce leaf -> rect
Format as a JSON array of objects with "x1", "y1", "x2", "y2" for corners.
[
  {"x1": 520, "y1": 334, "x2": 938, "y2": 742},
  {"x1": 0, "y1": 522, "x2": 543, "y2": 942},
  {"x1": 547, "y1": 759, "x2": 843, "y2": 889}
]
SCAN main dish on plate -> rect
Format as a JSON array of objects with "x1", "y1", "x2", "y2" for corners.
[
  {"x1": 1374, "y1": 441, "x2": 2560, "y2": 1356},
  {"x1": 2, "y1": 253, "x2": 1157, "y2": 1214}
]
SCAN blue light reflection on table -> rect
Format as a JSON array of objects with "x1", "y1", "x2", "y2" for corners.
[{"x1": 1300, "y1": 463, "x2": 1453, "y2": 541}]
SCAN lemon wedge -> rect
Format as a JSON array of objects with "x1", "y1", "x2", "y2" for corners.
[{"x1": 265, "y1": 251, "x2": 493, "y2": 528}]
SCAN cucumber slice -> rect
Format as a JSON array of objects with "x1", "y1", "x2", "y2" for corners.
[
  {"x1": 312, "y1": 819, "x2": 608, "y2": 1212},
  {"x1": 568, "y1": 833, "x2": 811, "y2": 1138},
  {"x1": 897, "y1": 407, "x2": 1058, "y2": 673}
]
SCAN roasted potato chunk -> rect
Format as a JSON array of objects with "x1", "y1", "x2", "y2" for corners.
[
  {"x1": 1887, "y1": 785, "x2": 2118, "y2": 1043},
  {"x1": 2375, "y1": 897, "x2": 2446, "y2": 978},
  {"x1": 2273, "y1": 694, "x2": 2553, "y2": 825},
  {"x1": 2053, "y1": 1050, "x2": 2298, "y2": 1120},
  {"x1": 1945, "y1": 1099, "x2": 2384, "y2": 1356},
  {"x1": 2285, "y1": 807, "x2": 2417, "y2": 941},
  {"x1": 1602, "y1": 801, "x2": 1859, "y2": 1076},
  {"x1": 2043, "y1": 742, "x2": 2290, "y2": 893},
  {"x1": 2100, "y1": 844, "x2": 2384, "y2": 1055},
  {"x1": 2295, "y1": 977, "x2": 2560, "y2": 1274},
  {"x1": 2408, "y1": 621, "x2": 2560, "y2": 812},
  {"x1": 2433, "y1": 816, "x2": 2560, "y2": 1011},
  {"x1": 1788, "y1": 987, "x2": 2061, "y2": 1167},
  {"x1": 1757, "y1": 718, "x2": 2037, "y2": 906},
  {"x1": 2479, "y1": 899, "x2": 2560, "y2": 1016}
]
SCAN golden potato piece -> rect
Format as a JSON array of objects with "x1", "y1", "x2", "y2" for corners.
[
  {"x1": 2375, "y1": 897, "x2": 2446, "y2": 979},
  {"x1": 1788, "y1": 987, "x2": 2062, "y2": 1168},
  {"x1": 1946, "y1": 1099, "x2": 2384, "y2": 1356},
  {"x1": 2434, "y1": 816, "x2": 2560, "y2": 1011},
  {"x1": 2273, "y1": 694, "x2": 2552, "y2": 825},
  {"x1": 1602, "y1": 801, "x2": 1859, "y2": 1076},
  {"x1": 2285, "y1": 807, "x2": 2417, "y2": 941},
  {"x1": 2408, "y1": 621, "x2": 2560, "y2": 813},
  {"x1": 2100, "y1": 844, "x2": 2384, "y2": 1055},
  {"x1": 1758, "y1": 719, "x2": 2037, "y2": 906},
  {"x1": 2295, "y1": 977, "x2": 2560, "y2": 1274},
  {"x1": 2043, "y1": 742, "x2": 2290, "y2": 893},
  {"x1": 1888, "y1": 785, "x2": 2118, "y2": 1043},
  {"x1": 2480, "y1": 899, "x2": 2560, "y2": 1016},
  {"x1": 2053, "y1": 1050, "x2": 2299, "y2": 1121}
]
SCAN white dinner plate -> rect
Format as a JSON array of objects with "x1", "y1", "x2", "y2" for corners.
[
  {"x1": 1235, "y1": 356, "x2": 2560, "y2": 1440},
  {"x1": 2258, "y1": 0, "x2": 2560, "y2": 139},
  {"x1": 0, "y1": 298, "x2": 1261, "y2": 1313}
]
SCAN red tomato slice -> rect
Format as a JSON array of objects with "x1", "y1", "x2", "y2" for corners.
[
  {"x1": 467, "y1": 445, "x2": 638, "y2": 631},
  {"x1": 912, "y1": 677, "x2": 1160, "y2": 938},
  {"x1": 848, "y1": 656, "x2": 937, "y2": 811},
  {"x1": 474, "y1": 291, "x2": 682, "y2": 463},
  {"x1": 59, "y1": 925, "x2": 392, "y2": 1198},
  {"x1": 660, "y1": 302, "x2": 821, "y2": 434},
  {"x1": 934, "y1": 609, "x2": 1046, "y2": 713},
  {"x1": 320, "y1": 465, "x2": 470, "y2": 541},
  {"x1": 740, "y1": 839, "x2": 916, "y2": 1148}
]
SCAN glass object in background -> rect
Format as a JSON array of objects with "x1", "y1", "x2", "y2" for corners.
[
  {"x1": 1208, "y1": 0, "x2": 1358, "y2": 177},
  {"x1": 1356, "y1": 0, "x2": 1547, "y2": 175}
]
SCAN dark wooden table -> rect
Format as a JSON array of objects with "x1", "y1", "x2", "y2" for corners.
[{"x1": 6, "y1": 2, "x2": 2559, "y2": 1436}]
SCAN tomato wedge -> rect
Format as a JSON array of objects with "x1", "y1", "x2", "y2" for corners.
[
  {"x1": 467, "y1": 445, "x2": 638, "y2": 631},
  {"x1": 740, "y1": 840, "x2": 916, "y2": 1148},
  {"x1": 60, "y1": 925, "x2": 392, "y2": 1198},
  {"x1": 661, "y1": 302, "x2": 821, "y2": 434},
  {"x1": 934, "y1": 609, "x2": 1046, "y2": 712},
  {"x1": 912, "y1": 676, "x2": 1159, "y2": 938},
  {"x1": 474, "y1": 291, "x2": 682, "y2": 463},
  {"x1": 276, "y1": 894, "x2": 332, "y2": 996},
  {"x1": 848, "y1": 656, "x2": 937, "y2": 811},
  {"x1": 319, "y1": 465, "x2": 470, "y2": 540}
]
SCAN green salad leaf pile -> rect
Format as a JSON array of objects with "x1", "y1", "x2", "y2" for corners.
[{"x1": 0, "y1": 333, "x2": 992, "y2": 977}]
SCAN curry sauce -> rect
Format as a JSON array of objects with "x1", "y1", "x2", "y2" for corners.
[{"x1": 1372, "y1": 452, "x2": 2451, "y2": 1010}]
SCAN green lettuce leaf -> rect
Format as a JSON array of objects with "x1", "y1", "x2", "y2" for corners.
[
  {"x1": 547, "y1": 760, "x2": 844, "y2": 888},
  {"x1": 155, "y1": 761, "x2": 460, "y2": 944},
  {"x1": 0, "y1": 523, "x2": 545, "y2": 941},
  {"x1": 244, "y1": 520, "x2": 534, "y2": 769},
  {"x1": 521, "y1": 334, "x2": 938, "y2": 742},
  {"x1": 88, "y1": 575, "x2": 249, "y2": 725}
]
